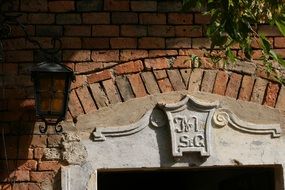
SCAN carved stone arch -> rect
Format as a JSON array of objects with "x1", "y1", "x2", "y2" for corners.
[{"x1": 61, "y1": 92, "x2": 285, "y2": 190}]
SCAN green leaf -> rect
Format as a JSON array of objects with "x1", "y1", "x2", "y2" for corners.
[
  {"x1": 275, "y1": 20, "x2": 285, "y2": 37},
  {"x1": 260, "y1": 35, "x2": 271, "y2": 54}
]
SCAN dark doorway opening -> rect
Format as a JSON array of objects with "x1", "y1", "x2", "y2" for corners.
[{"x1": 98, "y1": 166, "x2": 276, "y2": 190}]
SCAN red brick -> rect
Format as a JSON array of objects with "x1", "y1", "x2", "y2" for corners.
[
  {"x1": 1, "y1": 63, "x2": 18, "y2": 74},
  {"x1": 274, "y1": 37, "x2": 285, "y2": 48},
  {"x1": 27, "y1": 13, "x2": 55, "y2": 24},
  {"x1": 30, "y1": 171, "x2": 54, "y2": 183},
  {"x1": 149, "y1": 50, "x2": 178, "y2": 58},
  {"x1": 104, "y1": 0, "x2": 129, "y2": 11},
  {"x1": 26, "y1": 37, "x2": 54, "y2": 49},
  {"x1": 128, "y1": 74, "x2": 147, "y2": 98},
  {"x1": 27, "y1": 183, "x2": 41, "y2": 190},
  {"x1": 213, "y1": 71, "x2": 229, "y2": 95},
  {"x1": 0, "y1": 183, "x2": 12, "y2": 190},
  {"x1": 158, "y1": 1, "x2": 182, "y2": 12},
  {"x1": 139, "y1": 37, "x2": 165, "y2": 49},
  {"x1": 76, "y1": 86, "x2": 97, "y2": 113},
  {"x1": 194, "y1": 13, "x2": 211, "y2": 24},
  {"x1": 17, "y1": 160, "x2": 37, "y2": 171},
  {"x1": 13, "y1": 170, "x2": 30, "y2": 181},
  {"x1": 34, "y1": 148, "x2": 44, "y2": 160},
  {"x1": 258, "y1": 25, "x2": 282, "y2": 36},
  {"x1": 167, "y1": 70, "x2": 186, "y2": 91},
  {"x1": 225, "y1": 73, "x2": 242, "y2": 98},
  {"x1": 145, "y1": 58, "x2": 169, "y2": 70},
  {"x1": 154, "y1": 70, "x2": 167, "y2": 79},
  {"x1": 61, "y1": 37, "x2": 81, "y2": 49},
  {"x1": 64, "y1": 25, "x2": 91, "y2": 36},
  {"x1": 112, "y1": 12, "x2": 138, "y2": 24},
  {"x1": 82, "y1": 38, "x2": 109, "y2": 49},
  {"x1": 157, "y1": 78, "x2": 173, "y2": 93},
  {"x1": 114, "y1": 60, "x2": 144, "y2": 75},
  {"x1": 91, "y1": 50, "x2": 119, "y2": 62},
  {"x1": 148, "y1": 25, "x2": 175, "y2": 37},
  {"x1": 121, "y1": 25, "x2": 147, "y2": 37},
  {"x1": 38, "y1": 161, "x2": 61, "y2": 171},
  {"x1": 131, "y1": 1, "x2": 157, "y2": 12},
  {"x1": 19, "y1": 135, "x2": 47, "y2": 148},
  {"x1": 201, "y1": 70, "x2": 217, "y2": 93},
  {"x1": 5, "y1": 51, "x2": 33, "y2": 62},
  {"x1": 87, "y1": 70, "x2": 112, "y2": 83},
  {"x1": 166, "y1": 38, "x2": 191, "y2": 49},
  {"x1": 63, "y1": 50, "x2": 91, "y2": 62},
  {"x1": 264, "y1": 82, "x2": 280, "y2": 107},
  {"x1": 192, "y1": 38, "x2": 211, "y2": 49},
  {"x1": 139, "y1": 13, "x2": 166, "y2": 24},
  {"x1": 48, "y1": 1, "x2": 74, "y2": 12},
  {"x1": 168, "y1": 13, "x2": 193, "y2": 24},
  {"x1": 238, "y1": 75, "x2": 255, "y2": 101},
  {"x1": 12, "y1": 183, "x2": 28, "y2": 190},
  {"x1": 276, "y1": 86, "x2": 285, "y2": 109},
  {"x1": 173, "y1": 56, "x2": 192, "y2": 68},
  {"x1": 110, "y1": 38, "x2": 137, "y2": 49},
  {"x1": 92, "y1": 25, "x2": 119, "y2": 37},
  {"x1": 68, "y1": 90, "x2": 84, "y2": 117},
  {"x1": 21, "y1": 0, "x2": 48, "y2": 12},
  {"x1": 71, "y1": 75, "x2": 87, "y2": 89},
  {"x1": 47, "y1": 135, "x2": 62, "y2": 147},
  {"x1": 274, "y1": 49, "x2": 285, "y2": 58},
  {"x1": 175, "y1": 26, "x2": 203, "y2": 37},
  {"x1": 251, "y1": 38, "x2": 273, "y2": 49},
  {"x1": 56, "y1": 14, "x2": 81, "y2": 24},
  {"x1": 252, "y1": 50, "x2": 263, "y2": 59},
  {"x1": 2, "y1": 38, "x2": 26, "y2": 50},
  {"x1": 10, "y1": 25, "x2": 35, "y2": 37},
  {"x1": 76, "y1": 0, "x2": 103, "y2": 12},
  {"x1": 179, "y1": 49, "x2": 205, "y2": 57},
  {"x1": 120, "y1": 50, "x2": 148, "y2": 62},
  {"x1": 75, "y1": 62, "x2": 102, "y2": 74},
  {"x1": 102, "y1": 79, "x2": 121, "y2": 104},
  {"x1": 141, "y1": 72, "x2": 160, "y2": 94},
  {"x1": 83, "y1": 13, "x2": 110, "y2": 24}
]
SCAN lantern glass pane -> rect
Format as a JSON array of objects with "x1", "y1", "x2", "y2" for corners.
[
  {"x1": 54, "y1": 77, "x2": 66, "y2": 92},
  {"x1": 39, "y1": 98, "x2": 50, "y2": 112},
  {"x1": 39, "y1": 77, "x2": 52, "y2": 91},
  {"x1": 51, "y1": 93, "x2": 65, "y2": 113}
]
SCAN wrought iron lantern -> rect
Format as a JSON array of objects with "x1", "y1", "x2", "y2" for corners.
[{"x1": 31, "y1": 62, "x2": 75, "y2": 133}]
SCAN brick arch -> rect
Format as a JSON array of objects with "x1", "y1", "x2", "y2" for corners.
[{"x1": 67, "y1": 50, "x2": 285, "y2": 120}]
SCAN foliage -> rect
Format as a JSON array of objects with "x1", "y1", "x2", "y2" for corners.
[{"x1": 182, "y1": 0, "x2": 285, "y2": 67}]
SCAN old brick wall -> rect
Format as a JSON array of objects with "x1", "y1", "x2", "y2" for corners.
[{"x1": 0, "y1": 0, "x2": 285, "y2": 189}]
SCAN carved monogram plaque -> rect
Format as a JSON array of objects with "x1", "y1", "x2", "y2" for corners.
[{"x1": 160, "y1": 96, "x2": 218, "y2": 157}]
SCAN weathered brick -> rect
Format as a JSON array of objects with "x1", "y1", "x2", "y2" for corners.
[
  {"x1": 167, "y1": 70, "x2": 186, "y2": 91},
  {"x1": 76, "y1": 0, "x2": 103, "y2": 12},
  {"x1": 12, "y1": 183, "x2": 28, "y2": 190},
  {"x1": 131, "y1": 1, "x2": 157, "y2": 12},
  {"x1": 17, "y1": 160, "x2": 37, "y2": 171},
  {"x1": 76, "y1": 86, "x2": 97, "y2": 113},
  {"x1": 166, "y1": 38, "x2": 192, "y2": 49},
  {"x1": 179, "y1": 49, "x2": 205, "y2": 57},
  {"x1": 61, "y1": 37, "x2": 81, "y2": 49},
  {"x1": 145, "y1": 58, "x2": 169, "y2": 70},
  {"x1": 225, "y1": 73, "x2": 242, "y2": 99},
  {"x1": 102, "y1": 79, "x2": 121, "y2": 104},
  {"x1": 71, "y1": 75, "x2": 87, "y2": 89},
  {"x1": 64, "y1": 25, "x2": 91, "y2": 36},
  {"x1": 75, "y1": 62, "x2": 102, "y2": 74},
  {"x1": 63, "y1": 50, "x2": 91, "y2": 62},
  {"x1": 264, "y1": 82, "x2": 280, "y2": 107},
  {"x1": 92, "y1": 25, "x2": 119, "y2": 37},
  {"x1": 110, "y1": 38, "x2": 137, "y2": 49},
  {"x1": 36, "y1": 25, "x2": 63, "y2": 37},
  {"x1": 56, "y1": 14, "x2": 81, "y2": 24},
  {"x1": 274, "y1": 49, "x2": 285, "y2": 58},
  {"x1": 112, "y1": 12, "x2": 138, "y2": 24},
  {"x1": 148, "y1": 25, "x2": 175, "y2": 37},
  {"x1": 139, "y1": 13, "x2": 166, "y2": 24},
  {"x1": 175, "y1": 26, "x2": 203, "y2": 37},
  {"x1": 225, "y1": 61, "x2": 257, "y2": 75},
  {"x1": 149, "y1": 50, "x2": 178, "y2": 58},
  {"x1": 276, "y1": 86, "x2": 285, "y2": 110},
  {"x1": 83, "y1": 13, "x2": 110, "y2": 24},
  {"x1": 68, "y1": 90, "x2": 84, "y2": 117},
  {"x1": 47, "y1": 135, "x2": 62, "y2": 147},
  {"x1": 87, "y1": 70, "x2": 112, "y2": 83},
  {"x1": 104, "y1": 0, "x2": 129, "y2": 11},
  {"x1": 274, "y1": 37, "x2": 285, "y2": 48},
  {"x1": 158, "y1": 78, "x2": 173, "y2": 93},
  {"x1": 154, "y1": 70, "x2": 167, "y2": 79},
  {"x1": 157, "y1": 1, "x2": 182, "y2": 12},
  {"x1": 141, "y1": 72, "x2": 160, "y2": 94},
  {"x1": 188, "y1": 68, "x2": 203, "y2": 92},
  {"x1": 128, "y1": 74, "x2": 147, "y2": 98},
  {"x1": 27, "y1": 13, "x2": 55, "y2": 24},
  {"x1": 34, "y1": 148, "x2": 44, "y2": 160},
  {"x1": 30, "y1": 171, "x2": 54, "y2": 183},
  {"x1": 139, "y1": 37, "x2": 165, "y2": 49},
  {"x1": 114, "y1": 60, "x2": 144, "y2": 75},
  {"x1": 121, "y1": 25, "x2": 147, "y2": 37},
  {"x1": 201, "y1": 70, "x2": 217, "y2": 93},
  {"x1": 194, "y1": 13, "x2": 211, "y2": 24},
  {"x1": 48, "y1": 1, "x2": 75, "y2": 12},
  {"x1": 26, "y1": 37, "x2": 54, "y2": 49},
  {"x1": 258, "y1": 25, "x2": 282, "y2": 36},
  {"x1": 251, "y1": 78, "x2": 268, "y2": 104},
  {"x1": 116, "y1": 76, "x2": 135, "y2": 101},
  {"x1": 20, "y1": 135, "x2": 47, "y2": 148},
  {"x1": 13, "y1": 170, "x2": 30, "y2": 181},
  {"x1": 82, "y1": 38, "x2": 109, "y2": 49},
  {"x1": 120, "y1": 50, "x2": 148, "y2": 62},
  {"x1": 90, "y1": 83, "x2": 109, "y2": 108},
  {"x1": 168, "y1": 13, "x2": 193, "y2": 24},
  {"x1": 38, "y1": 161, "x2": 61, "y2": 171},
  {"x1": 192, "y1": 38, "x2": 211, "y2": 49},
  {"x1": 180, "y1": 69, "x2": 192, "y2": 87},
  {"x1": 92, "y1": 50, "x2": 119, "y2": 62},
  {"x1": 173, "y1": 56, "x2": 192, "y2": 68},
  {"x1": 21, "y1": 0, "x2": 48, "y2": 12},
  {"x1": 238, "y1": 75, "x2": 255, "y2": 101}
]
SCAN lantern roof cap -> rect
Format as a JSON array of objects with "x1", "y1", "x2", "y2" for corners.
[{"x1": 31, "y1": 62, "x2": 73, "y2": 73}]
